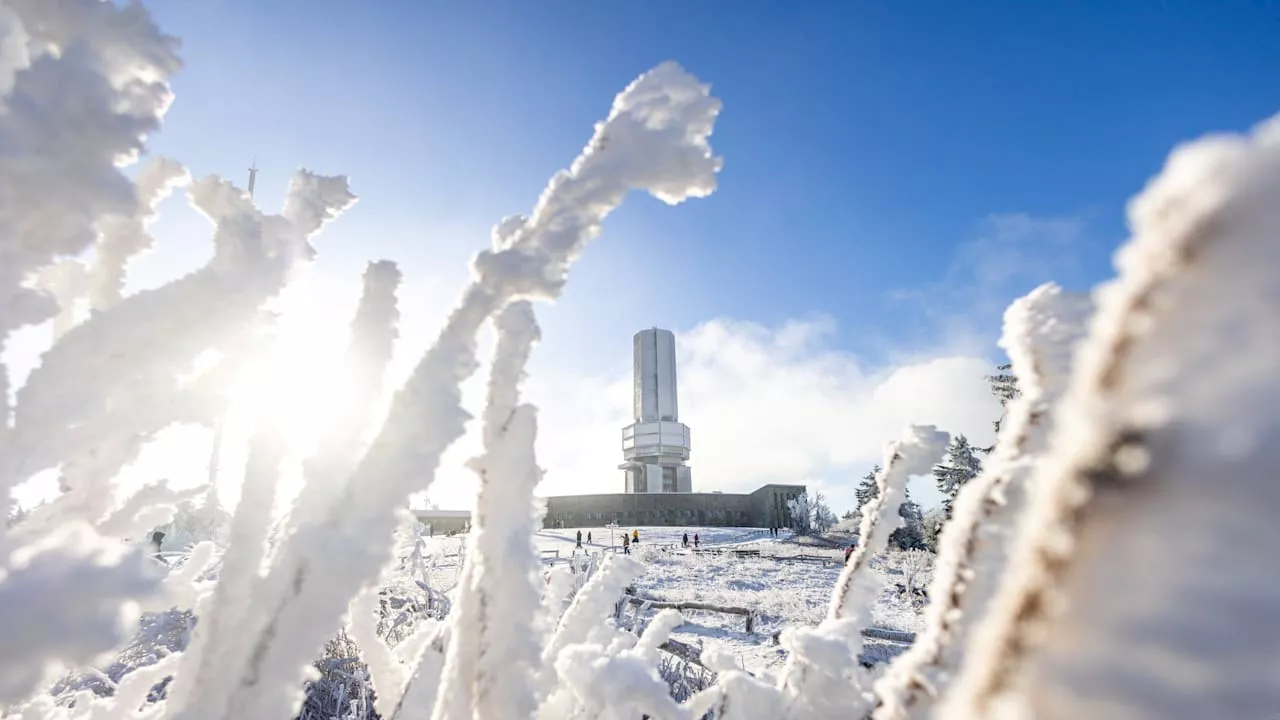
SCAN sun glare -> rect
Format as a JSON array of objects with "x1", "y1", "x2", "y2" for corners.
[{"x1": 214, "y1": 280, "x2": 358, "y2": 506}]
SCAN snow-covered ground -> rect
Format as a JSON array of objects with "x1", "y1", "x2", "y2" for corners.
[
  {"x1": 420, "y1": 526, "x2": 925, "y2": 677},
  {"x1": 534, "y1": 525, "x2": 778, "y2": 553}
]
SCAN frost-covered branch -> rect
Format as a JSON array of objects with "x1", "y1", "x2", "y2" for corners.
[
  {"x1": 89, "y1": 156, "x2": 191, "y2": 312},
  {"x1": 164, "y1": 428, "x2": 288, "y2": 718},
  {"x1": 33, "y1": 259, "x2": 88, "y2": 341},
  {"x1": 0, "y1": 523, "x2": 163, "y2": 704},
  {"x1": 939, "y1": 114, "x2": 1280, "y2": 720},
  {"x1": 32, "y1": 156, "x2": 195, "y2": 343},
  {"x1": 292, "y1": 259, "x2": 403, "y2": 527},
  {"x1": 9, "y1": 172, "x2": 354, "y2": 499},
  {"x1": 829, "y1": 425, "x2": 950, "y2": 622},
  {"x1": 218, "y1": 62, "x2": 722, "y2": 720},
  {"x1": 752, "y1": 426, "x2": 948, "y2": 720},
  {"x1": 433, "y1": 300, "x2": 543, "y2": 720},
  {"x1": 872, "y1": 284, "x2": 1091, "y2": 719},
  {"x1": 0, "y1": 0, "x2": 180, "y2": 520},
  {"x1": 536, "y1": 555, "x2": 683, "y2": 719}
]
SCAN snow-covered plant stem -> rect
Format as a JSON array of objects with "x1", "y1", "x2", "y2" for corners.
[
  {"x1": 939, "y1": 114, "x2": 1280, "y2": 720},
  {"x1": 165, "y1": 429, "x2": 287, "y2": 717},
  {"x1": 760, "y1": 426, "x2": 949, "y2": 720},
  {"x1": 294, "y1": 259, "x2": 403, "y2": 528},
  {"x1": 829, "y1": 425, "x2": 950, "y2": 622},
  {"x1": 0, "y1": 0, "x2": 180, "y2": 527},
  {"x1": 10, "y1": 172, "x2": 354, "y2": 519},
  {"x1": 88, "y1": 157, "x2": 191, "y2": 313},
  {"x1": 871, "y1": 283, "x2": 1092, "y2": 719},
  {"x1": 175, "y1": 61, "x2": 722, "y2": 720},
  {"x1": 433, "y1": 300, "x2": 543, "y2": 720}
]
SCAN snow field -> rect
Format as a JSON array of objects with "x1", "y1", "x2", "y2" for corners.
[{"x1": 529, "y1": 526, "x2": 926, "y2": 676}]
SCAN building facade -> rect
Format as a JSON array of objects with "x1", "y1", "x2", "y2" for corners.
[
  {"x1": 620, "y1": 328, "x2": 694, "y2": 493},
  {"x1": 541, "y1": 483, "x2": 807, "y2": 529},
  {"x1": 411, "y1": 508, "x2": 471, "y2": 535}
]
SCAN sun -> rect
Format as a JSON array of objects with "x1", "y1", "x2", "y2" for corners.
[{"x1": 225, "y1": 286, "x2": 357, "y2": 461}]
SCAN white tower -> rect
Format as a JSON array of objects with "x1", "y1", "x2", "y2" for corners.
[{"x1": 619, "y1": 328, "x2": 692, "y2": 493}]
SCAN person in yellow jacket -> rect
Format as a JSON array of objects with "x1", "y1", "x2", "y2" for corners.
[{"x1": 632, "y1": 529, "x2": 640, "y2": 544}]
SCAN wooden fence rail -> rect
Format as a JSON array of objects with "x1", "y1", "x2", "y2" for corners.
[{"x1": 621, "y1": 590, "x2": 756, "y2": 633}]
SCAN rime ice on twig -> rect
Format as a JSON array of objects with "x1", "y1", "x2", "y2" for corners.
[
  {"x1": 829, "y1": 425, "x2": 950, "y2": 622},
  {"x1": 293, "y1": 259, "x2": 403, "y2": 527},
  {"x1": 872, "y1": 284, "x2": 1091, "y2": 720},
  {"x1": 202, "y1": 61, "x2": 722, "y2": 720},
  {"x1": 164, "y1": 429, "x2": 288, "y2": 718},
  {"x1": 763, "y1": 426, "x2": 948, "y2": 720},
  {"x1": 536, "y1": 555, "x2": 687, "y2": 719},
  {"x1": 0, "y1": 0, "x2": 180, "y2": 521},
  {"x1": 0, "y1": 3, "x2": 190, "y2": 701},
  {"x1": 433, "y1": 300, "x2": 544, "y2": 720},
  {"x1": 11, "y1": 172, "x2": 354, "y2": 498},
  {"x1": 0, "y1": 523, "x2": 163, "y2": 704},
  {"x1": 88, "y1": 157, "x2": 192, "y2": 312},
  {"x1": 940, "y1": 114, "x2": 1280, "y2": 720}
]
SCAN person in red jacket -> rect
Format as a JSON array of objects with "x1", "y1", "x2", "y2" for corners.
[{"x1": 844, "y1": 543, "x2": 856, "y2": 564}]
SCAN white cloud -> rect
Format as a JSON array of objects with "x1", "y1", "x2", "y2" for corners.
[{"x1": 429, "y1": 315, "x2": 1003, "y2": 515}]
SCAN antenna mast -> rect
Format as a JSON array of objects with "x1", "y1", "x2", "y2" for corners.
[{"x1": 247, "y1": 157, "x2": 259, "y2": 199}]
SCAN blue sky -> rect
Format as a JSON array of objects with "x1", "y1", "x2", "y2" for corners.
[
  {"x1": 138, "y1": 0, "x2": 1279, "y2": 359},
  {"x1": 21, "y1": 0, "x2": 1280, "y2": 512}
]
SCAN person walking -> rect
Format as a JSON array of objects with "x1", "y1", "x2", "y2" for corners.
[
  {"x1": 693, "y1": 533, "x2": 700, "y2": 549},
  {"x1": 622, "y1": 534, "x2": 631, "y2": 555},
  {"x1": 844, "y1": 542, "x2": 856, "y2": 564},
  {"x1": 576, "y1": 529, "x2": 583, "y2": 548},
  {"x1": 587, "y1": 531, "x2": 592, "y2": 544},
  {"x1": 632, "y1": 529, "x2": 640, "y2": 545},
  {"x1": 682, "y1": 532, "x2": 689, "y2": 548}
]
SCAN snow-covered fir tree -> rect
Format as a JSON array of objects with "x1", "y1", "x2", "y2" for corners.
[
  {"x1": 922, "y1": 505, "x2": 948, "y2": 552},
  {"x1": 985, "y1": 362, "x2": 1020, "y2": 444},
  {"x1": 889, "y1": 489, "x2": 928, "y2": 551},
  {"x1": 986, "y1": 363, "x2": 1019, "y2": 407},
  {"x1": 933, "y1": 435, "x2": 983, "y2": 519},
  {"x1": 786, "y1": 493, "x2": 812, "y2": 532},
  {"x1": 810, "y1": 492, "x2": 837, "y2": 532},
  {"x1": 854, "y1": 464, "x2": 881, "y2": 512},
  {"x1": 155, "y1": 490, "x2": 232, "y2": 553}
]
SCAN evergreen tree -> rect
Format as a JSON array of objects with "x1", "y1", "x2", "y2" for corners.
[
  {"x1": 854, "y1": 464, "x2": 881, "y2": 512},
  {"x1": 889, "y1": 488, "x2": 927, "y2": 551},
  {"x1": 985, "y1": 363, "x2": 1021, "y2": 448},
  {"x1": 933, "y1": 435, "x2": 983, "y2": 518},
  {"x1": 786, "y1": 494, "x2": 812, "y2": 533},
  {"x1": 986, "y1": 363, "x2": 1020, "y2": 407},
  {"x1": 922, "y1": 506, "x2": 948, "y2": 552},
  {"x1": 810, "y1": 492, "x2": 837, "y2": 532}
]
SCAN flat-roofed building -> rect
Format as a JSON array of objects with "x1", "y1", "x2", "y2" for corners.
[{"x1": 541, "y1": 483, "x2": 807, "y2": 529}]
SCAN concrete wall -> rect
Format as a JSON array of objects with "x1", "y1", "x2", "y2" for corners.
[
  {"x1": 677, "y1": 466, "x2": 693, "y2": 493},
  {"x1": 541, "y1": 483, "x2": 807, "y2": 529},
  {"x1": 414, "y1": 511, "x2": 471, "y2": 535},
  {"x1": 748, "y1": 484, "x2": 808, "y2": 529}
]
